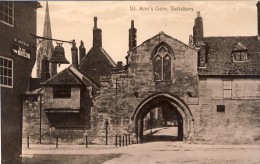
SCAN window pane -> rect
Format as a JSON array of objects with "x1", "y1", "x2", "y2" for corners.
[
  {"x1": 8, "y1": 60, "x2": 12, "y2": 68},
  {"x1": 154, "y1": 56, "x2": 162, "y2": 80},
  {"x1": 3, "y1": 76, "x2": 7, "y2": 85},
  {"x1": 53, "y1": 87, "x2": 71, "y2": 99},
  {"x1": 0, "y1": 57, "x2": 12, "y2": 87},
  {"x1": 241, "y1": 52, "x2": 247, "y2": 60},
  {"x1": 0, "y1": 76, "x2": 3, "y2": 84},
  {"x1": 3, "y1": 67, "x2": 7, "y2": 76},
  {"x1": 7, "y1": 77, "x2": 11, "y2": 86},
  {"x1": 8, "y1": 17, "x2": 12, "y2": 24},
  {"x1": 7, "y1": 69, "x2": 11, "y2": 76},
  {"x1": 163, "y1": 55, "x2": 171, "y2": 81},
  {"x1": 0, "y1": 67, "x2": 3, "y2": 75},
  {"x1": 0, "y1": 2, "x2": 13, "y2": 25},
  {"x1": 223, "y1": 80, "x2": 231, "y2": 89},
  {"x1": 223, "y1": 90, "x2": 232, "y2": 98},
  {"x1": 3, "y1": 58, "x2": 7, "y2": 67}
]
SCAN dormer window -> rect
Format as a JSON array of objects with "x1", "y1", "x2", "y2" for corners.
[
  {"x1": 232, "y1": 42, "x2": 248, "y2": 62},
  {"x1": 233, "y1": 52, "x2": 247, "y2": 61},
  {"x1": 153, "y1": 45, "x2": 172, "y2": 81}
]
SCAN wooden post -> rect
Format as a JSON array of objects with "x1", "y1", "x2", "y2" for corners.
[
  {"x1": 56, "y1": 137, "x2": 58, "y2": 148},
  {"x1": 115, "y1": 135, "x2": 117, "y2": 147},
  {"x1": 85, "y1": 136, "x2": 88, "y2": 148},
  {"x1": 119, "y1": 135, "x2": 121, "y2": 147},
  {"x1": 123, "y1": 135, "x2": 125, "y2": 146},
  {"x1": 128, "y1": 134, "x2": 131, "y2": 145},
  {"x1": 125, "y1": 134, "x2": 128, "y2": 146},
  {"x1": 27, "y1": 136, "x2": 29, "y2": 149}
]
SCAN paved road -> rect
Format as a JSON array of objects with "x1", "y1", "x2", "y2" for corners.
[
  {"x1": 143, "y1": 127, "x2": 178, "y2": 136},
  {"x1": 22, "y1": 141, "x2": 260, "y2": 164},
  {"x1": 103, "y1": 142, "x2": 260, "y2": 164}
]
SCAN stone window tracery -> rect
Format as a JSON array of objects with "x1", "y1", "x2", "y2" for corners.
[{"x1": 153, "y1": 46, "x2": 172, "y2": 81}]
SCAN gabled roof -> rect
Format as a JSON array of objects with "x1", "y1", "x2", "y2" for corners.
[
  {"x1": 199, "y1": 36, "x2": 260, "y2": 76},
  {"x1": 232, "y1": 42, "x2": 248, "y2": 52},
  {"x1": 128, "y1": 31, "x2": 195, "y2": 53},
  {"x1": 42, "y1": 65, "x2": 100, "y2": 89},
  {"x1": 79, "y1": 46, "x2": 117, "y2": 67},
  {"x1": 43, "y1": 67, "x2": 82, "y2": 85}
]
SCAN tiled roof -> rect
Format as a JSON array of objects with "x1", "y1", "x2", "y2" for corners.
[
  {"x1": 79, "y1": 46, "x2": 117, "y2": 81},
  {"x1": 199, "y1": 36, "x2": 260, "y2": 76},
  {"x1": 79, "y1": 46, "x2": 116, "y2": 68},
  {"x1": 43, "y1": 67, "x2": 82, "y2": 85},
  {"x1": 42, "y1": 65, "x2": 100, "y2": 89}
]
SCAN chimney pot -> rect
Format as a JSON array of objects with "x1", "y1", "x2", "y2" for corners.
[
  {"x1": 94, "y1": 17, "x2": 97, "y2": 28},
  {"x1": 117, "y1": 61, "x2": 123, "y2": 68},
  {"x1": 71, "y1": 42, "x2": 78, "y2": 68},
  {"x1": 129, "y1": 20, "x2": 137, "y2": 50},
  {"x1": 79, "y1": 40, "x2": 86, "y2": 63},
  {"x1": 131, "y1": 20, "x2": 134, "y2": 28},
  {"x1": 197, "y1": 11, "x2": 200, "y2": 17}
]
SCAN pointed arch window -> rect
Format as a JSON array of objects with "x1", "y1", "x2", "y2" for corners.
[
  {"x1": 153, "y1": 45, "x2": 172, "y2": 81},
  {"x1": 154, "y1": 55, "x2": 162, "y2": 80}
]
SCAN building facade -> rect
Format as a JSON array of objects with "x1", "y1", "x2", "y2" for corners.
[
  {"x1": 0, "y1": 1, "x2": 40, "y2": 163},
  {"x1": 23, "y1": 2, "x2": 260, "y2": 145}
]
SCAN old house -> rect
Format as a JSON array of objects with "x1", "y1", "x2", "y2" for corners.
[{"x1": 0, "y1": 1, "x2": 41, "y2": 163}]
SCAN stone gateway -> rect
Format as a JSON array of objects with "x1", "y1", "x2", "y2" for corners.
[{"x1": 23, "y1": 2, "x2": 260, "y2": 145}]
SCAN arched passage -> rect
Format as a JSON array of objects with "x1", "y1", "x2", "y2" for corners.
[{"x1": 132, "y1": 93, "x2": 194, "y2": 143}]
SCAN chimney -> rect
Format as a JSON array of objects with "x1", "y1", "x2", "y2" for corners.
[
  {"x1": 79, "y1": 40, "x2": 86, "y2": 64},
  {"x1": 193, "y1": 11, "x2": 204, "y2": 46},
  {"x1": 40, "y1": 55, "x2": 50, "y2": 82},
  {"x1": 117, "y1": 61, "x2": 123, "y2": 68},
  {"x1": 129, "y1": 20, "x2": 137, "y2": 50},
  {"x1": 93, "y1": 17, "x2": 102, "y2": 47},
  {"x1": 71, "y1": 41, "x2": 78, "y2": 68},
  {"x1": 257, "y1": 1, "x2": 260, "y2": 37}
]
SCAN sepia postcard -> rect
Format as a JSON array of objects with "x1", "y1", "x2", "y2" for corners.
[{"x1": 1, "y1": 1, "x2": 260, "y2": 163}]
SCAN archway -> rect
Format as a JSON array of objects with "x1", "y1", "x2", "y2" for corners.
[{"x1": 132, "y1": 93, "x2": 194, "y2": 143}]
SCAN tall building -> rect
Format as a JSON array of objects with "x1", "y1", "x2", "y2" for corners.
[
  {"x1": 0, "y1": 2, "x2": 40, "y2": 163},
  {"x1": 36, "y1": 1, "x2": 57, "y2": 78}
]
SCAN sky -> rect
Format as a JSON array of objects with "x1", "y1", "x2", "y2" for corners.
[{"x1": 32, "y1": 0, "x2": 258, "y2": 77}]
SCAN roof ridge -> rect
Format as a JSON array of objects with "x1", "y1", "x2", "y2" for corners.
[
  {"x1": 69, "y1": 66, "x2": 100, "y2": 89},
  {"x1": 42, "y1": 67, "x2": 69, "y2": 84},
  {"x1": 204, "y1": 36, "x2": 256, "y2": 39}
]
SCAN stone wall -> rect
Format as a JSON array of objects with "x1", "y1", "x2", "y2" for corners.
[
  {"x1": 194, "y1": 77, "x2": 260, "y2": 144},
  {"x1": 44, "y1": 87, "x2": 80, "y2": 110},
  {"x1": 87, "y1": 33, "x2": 199, "y2": 143}
]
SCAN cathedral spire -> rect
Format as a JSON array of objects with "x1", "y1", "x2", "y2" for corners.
[
  {"x1": 43, "y1": 1, "x2": 52, "y2": 38},
  {"x1": 36, "y1": 1, "x2": 57, "y2": 78}
]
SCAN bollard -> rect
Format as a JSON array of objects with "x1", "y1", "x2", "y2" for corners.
[
  {"x1": 128, "y1": 134, "x2": 131, "y2": 145},
  {"x1": 115, "y1": 135, "x2": 117, "y2": 147},
  {"x1": 125, "y1": 134, "x2": 128, "y2": 146},
  {"x1": 56, "y1": 137, "x2": 58, "y2": 148},
  {"x1": 27, "y1": 136, "x2": 29, "y2": 149},
  {"x1": 119, "y1": 135, "x2": 121, "y2": 147},
  {"x1": 85, "y1": 136, "x2": 88, "y2": 148},
  {"x1": 122, "y1": 135, "x2": 124, "y2": 146}
]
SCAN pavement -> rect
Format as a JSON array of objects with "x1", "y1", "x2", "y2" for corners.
[{"x1": 22, "y1": 127, "x2": 260, "y2": 163}]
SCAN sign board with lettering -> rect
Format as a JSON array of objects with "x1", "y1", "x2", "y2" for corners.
[{"x1": 12, "y1": 38, "x2": 31, "y2": 59}]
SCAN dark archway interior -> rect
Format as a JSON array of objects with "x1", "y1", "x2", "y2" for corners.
[{"x1": 136, "y1": 98, "x2": 184, "y2": 142}]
